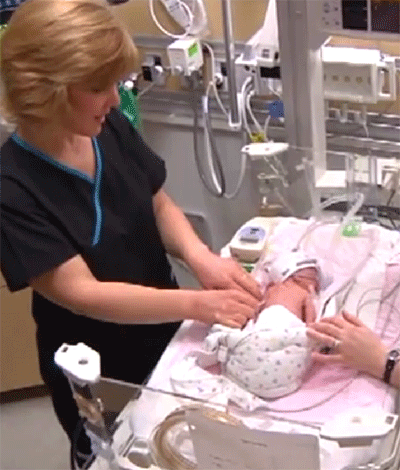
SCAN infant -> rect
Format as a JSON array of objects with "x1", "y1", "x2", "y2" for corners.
[{"x1": 204, "y1": 251, "x2": 324, "y2": 399}]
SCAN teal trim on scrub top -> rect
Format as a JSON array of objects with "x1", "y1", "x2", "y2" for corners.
[
  {"x1": 10, "y1": 133, "x2": 103, "y2": 246},
  {"x1": 91, "y1": 138, "x2": 103, "y2": 246}
]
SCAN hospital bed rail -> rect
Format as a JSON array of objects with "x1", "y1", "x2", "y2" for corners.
[{"x1": 54, "y1": 342, "x2": 400, "y2": 470}]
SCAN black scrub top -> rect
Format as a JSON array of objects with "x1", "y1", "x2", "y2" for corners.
[{"x1": 1, "y1": 109, "x2": 180, "y2": 383}]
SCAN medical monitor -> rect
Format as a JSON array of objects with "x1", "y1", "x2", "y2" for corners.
[{"x1": 319, "y1": 0, "x2": 400, "y2": 40}]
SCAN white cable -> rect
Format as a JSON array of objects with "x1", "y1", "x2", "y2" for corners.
[
  {"x1": 240, "y1": 77, "x2": 254, "y2": 139},
  {"x1": 212, "y1": 83, "x2": 229, "y2": 118},
  {"x1": 203, "y1": 76, "x2": 251, "y2": 199},
  {"x1": 203, "y1": 43, "x2": 229, "y2": 118},
  {"x1": 203, "y1": 82, "x2": 247, "y2": 199},
  {"x1": 219, "y1": 77, "x2": 254, "y2": 199},
  {"x1": 138, "y1": 81, "x2": 157, "y2": 97},
  {"x1": 202, "y1": 42, "x2": 216, "y2": 83},
  {"x1": 149, "y1": 0, "x2": 194, "y2": 39},
  {"x1": 242, "y1": 96, "x2": 253, "y2": 139},
  {"x1": 268, "y1": 79, "x2": 281, "y2": 99},
  {"x1": 272, "y1": 187, "x2": 295, "y2": 216},
  {"x1": 263, "y1": 114, "x2": 271, "y2": 141},
  {"x1": 223, "y1": 148, "x2": 248, "y2": 200},
  {"x1": 246, "y1": 90, "x2": 263, "y2": 134},
  {"x1": 204, "y1": 82, "x2": 223, "y2": 192}
]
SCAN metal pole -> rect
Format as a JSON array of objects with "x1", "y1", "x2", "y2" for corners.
[{"x1": 221, "y1": 0, "x2": 240, "y2": 127}]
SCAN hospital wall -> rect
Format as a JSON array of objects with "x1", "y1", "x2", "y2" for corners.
[
  {"x1": 112, "y1": 0, "x2": 400, "y2": 287},
  {"x1": 113, "y1": 0, "x2": 400, "y2": 114}
]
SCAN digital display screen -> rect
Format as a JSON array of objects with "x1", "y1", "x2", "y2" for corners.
[
  {"x1": 188, "y1": 42, "x2": 199, "y2": 57},
  {"x1": 341, "y1": 0, "x2": 400, "y2": 33},
  {"x1": 371, "y1": 0, "x2": 400, "y2": 33},
  {"x1": 260, "y1": 66, "x2": 281, "y2": 79},
  {"x1": 342, "y1": 0, "x2": 368, "y2": 30}
]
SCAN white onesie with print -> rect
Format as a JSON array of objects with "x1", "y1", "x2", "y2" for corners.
[{"x1": 204, "y1": 305, "x2": 313, "y2": 399}]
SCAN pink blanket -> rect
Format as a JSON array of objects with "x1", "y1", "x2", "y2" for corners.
[{"x1": 149, "y1": 226, "x2": 400, "y2": 424}]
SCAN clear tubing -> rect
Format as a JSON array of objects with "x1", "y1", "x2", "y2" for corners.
[
  {"x1": 338, "y1": 191, "x2": 365, "y2": 235},
  {"x1": 303, "y1": 157, "x2": 322, "y2": 220}
]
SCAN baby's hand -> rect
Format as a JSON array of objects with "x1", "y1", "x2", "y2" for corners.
[{"x1": 264, "y1": 278, "x2": 316, "y2": 324}]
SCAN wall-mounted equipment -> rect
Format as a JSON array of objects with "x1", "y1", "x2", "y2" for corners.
[
  {"x1": 319, "y1": 0, "x2": 400, "y2": 39},
  {"x1": 322, "y1": 47, "x2": 397, "y2": 104},
  {"x1": 167, "y1": 37, "x2": 204, "y2": 76}
]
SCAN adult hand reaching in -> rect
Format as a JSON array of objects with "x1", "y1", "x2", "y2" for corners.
[
  {"x1": 307, "y1": 311, "x2": 387, "y2": 379},
  {"x1": 188, "y1": 248, "x2": 263, "y2": 301},
  {"x1": 193, "y1": 288, "x2": 261, "y2": 328}
]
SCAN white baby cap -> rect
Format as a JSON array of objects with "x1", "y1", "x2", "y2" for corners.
[
  {"x1": 207, "y1": 306, "x2": 313, "y2": 399},
  {"x1": 268, "y1": 250, "x2": 333, "y2": 291}
]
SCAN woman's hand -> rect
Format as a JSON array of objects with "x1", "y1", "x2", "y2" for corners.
[
  {"x1": 307, "y1": 311, "x2": 387, "y2": 378},
  {"x1": 264, "y1": 277, "x2": 317, "y2": 324},
  {"x1": 187, "y1": 248, "x2": 263, "y2": 301},
  {"x1": 193, "y1": 288, "x2": 260, "y2": 328}
]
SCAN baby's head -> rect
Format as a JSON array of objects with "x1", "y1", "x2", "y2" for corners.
[
  {"x1": 290, "y1": 266, "x2": 319, "y2": 293},
  {"x1": 268, "y1": 250, "x2": 327, "y2": 294}
]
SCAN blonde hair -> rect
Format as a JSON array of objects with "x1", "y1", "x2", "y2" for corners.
[{"x1": 0, "y1": 0, "x2": 138, "y2": 123}]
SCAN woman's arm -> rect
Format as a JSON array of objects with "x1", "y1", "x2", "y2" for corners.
[
  {"x1": 29, "y1": 254, "x2": 259, "y2": 328},
  {"x1": 152, "y1": 189, "x2": 262, "y2": 300},
  {"x1": 307, "y1": 311, "x2": 400, "y2": 389}
]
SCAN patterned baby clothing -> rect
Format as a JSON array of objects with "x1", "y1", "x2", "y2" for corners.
[{"x1": 204, "y1": 305, "x2": 313, "y2": 399}]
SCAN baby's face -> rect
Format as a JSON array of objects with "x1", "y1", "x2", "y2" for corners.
[{"x1": 290, "y1": 267, "x2": 319, "y2": 293}]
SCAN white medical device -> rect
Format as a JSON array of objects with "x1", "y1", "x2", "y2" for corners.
[
  {"x1": 167, "y1": 37, "x2": 204, "y2": 76},
  {"x1": 229, "y1": 225, "x2": 269, "y2": 262},
  {"x1": 241, "y1": 142, "x2": 289, "y2": 161},
  {"x1": 320, "y1": 408, "x2": 398, "y2": 447},
  {"x1": 55, "y1": 343, "x2": 101, "y2": 385},
  {"x1": 158, "y1": 0, "x2": 208, "y2": 36},
  {"x1": 322, "y1": 46, "x2": 397, "y2": 104},
  {"x1": 159, "y1": 0, "x2": 192, "y2": 31}
]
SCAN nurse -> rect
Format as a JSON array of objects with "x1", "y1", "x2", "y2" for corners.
[{"x1": 0, "y1": 0, "x2": 262, "y2": 461}]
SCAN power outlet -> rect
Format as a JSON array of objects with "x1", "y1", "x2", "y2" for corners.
[
  {"x1": 214, "y1": 57, "x2": 228, "y2": 92},
  {"x1": 141, "y1": 54, "x2": 166, "y2": 86}
]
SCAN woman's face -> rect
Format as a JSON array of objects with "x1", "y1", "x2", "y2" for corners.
[{"x1": 65, "y1": 82, "x2": 121, "y2": 136}]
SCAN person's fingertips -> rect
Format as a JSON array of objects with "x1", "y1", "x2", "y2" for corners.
[
  {"x1": 342, "y1": 310, "x2": 363, "y2": 326},
  {"x1": 234, "y1": 290, "x2": 259, "y2": 309},
  {"x1": 311, "y1": 351, "x2": 339, "y2": 362},
  {"x1": 240, "y1": 275, "x2": 263, "y2": 300},
  {"x1": 311, "y1": 351, "x2": 329, "y2": 362},
  {"x1": 306, "y1": 328, "x2": 322, "y2": 341}
]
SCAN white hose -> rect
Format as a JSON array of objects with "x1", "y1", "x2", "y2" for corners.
[
  {"x1": 203, "y1": 84, "x2": 223, "y2": 193},
  {"x1": 241, "y1": 77, "x2": 254, "y2": 139},
  {"x1": 246, "y1": 90, "x2": 263, "y2": 134}
]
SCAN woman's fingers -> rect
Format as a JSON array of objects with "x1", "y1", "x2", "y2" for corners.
[
  {"x1": 232, "y1": 267, "x2": 263, "y2": 300},
  {"x1": 308, "y1": 321, "x2": 342, "y2": 339},
  {"x1": 231, "y1": 289, "x2": 263, "y2": 312},
  {"x1": 341, "y1": 310, "x2": 365, "y2": 327},
  {"x1": 311, "y1": 351, "x2": 342, "y2": 363},
  {"x1": 307, "y1": 327, "x2": 337, "y2": 347},
  {"x1": 318, "y1": 314, "x2": 347, "y2": 328}
]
